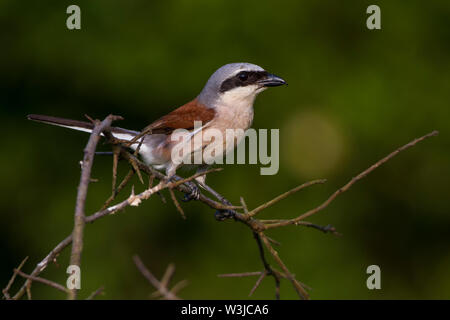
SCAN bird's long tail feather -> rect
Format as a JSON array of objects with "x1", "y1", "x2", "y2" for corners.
[{"x1": 27, "y1": 114, "x2": 139, "y2": 141}]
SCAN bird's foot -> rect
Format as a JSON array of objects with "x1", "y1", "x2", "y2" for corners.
[
  {"x1": 214, "y1": 209, "x2": 235, "y2": 221},
  {"x1": 182, "y1": 181, "x2": 201, "y2": 201}
]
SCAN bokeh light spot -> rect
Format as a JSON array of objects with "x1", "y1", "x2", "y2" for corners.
[{"x1": 282, "y1": 110, "x2": 347, "y2": 179}]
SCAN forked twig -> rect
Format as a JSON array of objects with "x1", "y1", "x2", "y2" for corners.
[
  {"x1": 2, "y1": 257, "x2": 29, "y2": 299},
  {"x1": 14, "y1": 269, "x2": 69, "y2": 294},
  {"x1": 263, "y1": 130, "x2": 439, "y2": 229},
  {"x1": 133, "y1": 255, "x2": 186, "y2": 300}
]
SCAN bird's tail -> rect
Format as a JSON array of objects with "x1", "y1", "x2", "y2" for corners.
[{"x1": 27, "y1": 114, "x2": 139, "y2": 141}]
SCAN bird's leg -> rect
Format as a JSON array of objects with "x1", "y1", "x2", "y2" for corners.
[
  {"x1": 181, "y1": 180, "x2": 201, "y2": 201},
  {"x1": 165, "y1": 164, "x2": 201, "y2": 201},
  {"x1": 180, "y1": 165, "x2": 212, "y2": 202},
  {"x1": 192, "y1": 165, "x2": 235, "y2": 220}
]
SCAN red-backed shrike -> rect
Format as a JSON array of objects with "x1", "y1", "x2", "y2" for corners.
[{"x1": 28, "y1": 63, "x2": 286, "y2": 198}]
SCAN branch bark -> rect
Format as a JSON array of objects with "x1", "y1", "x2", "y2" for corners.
[{"x1": 68, "y1": 114, "x2": 123, "y2": 300}]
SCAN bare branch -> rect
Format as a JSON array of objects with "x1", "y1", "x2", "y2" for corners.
[
  {"x1": 260, "y1": 220, "x2": 340, "y2": 235},
  {"x1": 168, "y1": 168, "x2": 223, "y2": 188},
  {"x1": 245, "y1": 179, "x2": 327, "y2": 218},
  {"x1": 101, "y1": 169, "x2": 135, "y2": 210},
  {"x1": 264, "y1": 130, "x2": 439, "y2": 230},
  {"x1": 68, "y1": 114, "x2": 123, "y2": 300},
  {"x1": 13, "y1": 235, "x2": 72, "y2": 300},
  {"x1": 14, "y1": 269, "x2": 69, "y2": 294},
  {"x1": 111, "y1": 146, "x2": 120, "y2": 192},
  {"x1": 259, "y1": 232, "x2": 308, "y2": 299},
  {"x1": 133, "y1": 255, "x2": 185, "y2": 300},
  {"x1": 2, "y1": 256, "x2": 28, "y2": 299},
  {"x1": 86, "y1": 286, "x2": 105, "y2": 300},
  {"x1": 169, "y1": 280, "x2": 189, "y2": 296},
  {"x1": 168, "y1": 188, "x2": 186, "y2": 219},
  {"x1": 160, "y1": 264, "x2": 176, "y2": 289},
  {"x1": 218, "y1": 271, "x2": 263, "y2": 278},
  {"x1": 253, "y1": 232, "x2": 283, "y2": 299},
  {"x1": 249, "y1": 270, "x2": 267, "y2": 297}
]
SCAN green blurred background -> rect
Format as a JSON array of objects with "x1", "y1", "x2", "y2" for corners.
[{"x1": 1, "y1": 0, "x2": 449, "y2": 299}]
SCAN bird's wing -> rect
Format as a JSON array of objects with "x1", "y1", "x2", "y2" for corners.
[{"x1": 142, "y1": 98, "x2": 215, "y2": 134}]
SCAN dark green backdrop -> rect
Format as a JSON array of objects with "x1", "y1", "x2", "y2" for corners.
[{"x1": 1, "y1": 0, "x2": 449, "y2": 299}]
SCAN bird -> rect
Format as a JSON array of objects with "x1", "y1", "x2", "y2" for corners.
[{"x1": 28, "y1": 62, "x2": 286, "y2": 200}]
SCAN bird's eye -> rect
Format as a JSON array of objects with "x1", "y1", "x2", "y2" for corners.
[{"x1": 238, "y1": 72, "x2": 248, "y2": 82}]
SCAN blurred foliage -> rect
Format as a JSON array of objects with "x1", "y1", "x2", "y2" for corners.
[{"x1": 1, "y1": 0, "x2": 449, "y2": 299}]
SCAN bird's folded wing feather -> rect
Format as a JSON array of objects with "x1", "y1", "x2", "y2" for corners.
[{"x1": 142, "y1": 98, "x2": 215, "y2": 134}]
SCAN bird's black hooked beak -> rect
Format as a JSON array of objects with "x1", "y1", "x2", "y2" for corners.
[{"x1": 258, "y1": 73, "x2": 287, "y2": 87}]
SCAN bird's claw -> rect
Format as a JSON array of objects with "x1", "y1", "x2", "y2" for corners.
[
  {"x1": 182, "y1": 181, "x2": 201, "y2": 202},
  {"x1": 214, "y1": 209, "x2": 235, "y2": 221}
]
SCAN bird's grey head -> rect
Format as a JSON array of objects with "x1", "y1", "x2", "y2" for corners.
[{"x1": 197, "y1": 63, "x2": 286, "y2": 107}]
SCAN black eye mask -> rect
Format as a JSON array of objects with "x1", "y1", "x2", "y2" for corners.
[{"x1": 220, "y1": 71, "x2": 269, "y2": 93}]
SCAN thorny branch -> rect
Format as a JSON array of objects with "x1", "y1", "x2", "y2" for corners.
[
  {"x1": 68, "y1": 114, "x2": 123, "y2": 300},
  {"x1": 86, "y1": 286, "x2": 105, "y2": 300},
  {"x1": 133, "y1": 255, "x2": 188, "y2": 300},
  {"x1": 2, "y1": 113, "x2": 438, "y2": 300},
  {"x1": 2, "y1": 257, "x2": 28, "y2": 299},
  {"x1": 13, "y1": 270, "x2": 69, "y2": 295},
  {"x1": 262, "y1": 130, "x2": 440, "y2": 230}
]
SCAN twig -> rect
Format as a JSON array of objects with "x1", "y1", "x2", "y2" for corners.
[
  {"x1": 245, "y1": 179, "x2": 327, "y2": 218},
  {"x1": 129, "y1": 155, "x2": 144, "y2": 184},
  {"x1": 253, "y1": 232, "x2": 283, "y2": 299},
  {"x1": 26, "y1": 281, "x2": 31, "y2": 300},
  {"x1": 168, "y1": 168, "x2": 223, "y2": 188},
  {"x1": 14, "y1": 269, "x2": 69, "y2": 294},
  {"x1": 160, "y1": 264, "x2": 175, "y2": 289},
  {"x1": 68, "y1": 114, "x2": 123, "y2": 300},
  {"x1": 240, "y1": 197, "x2": 249, "y2": 214},
  {"x1": 124, "y1": 127, "x2": 153, "y2": 148},
  {"x1": 111, "y1": 146, "x2": 120, "y2": 193},
  {"x1": 133, "y1": 255, "x2": 184, "y2": 300},
  {"x1": 218, "y1": 271, "x2": 263, "y2": 278},
  {"x1": 294, "y1": 221, "x2": 340, "y2": 235},
  {"x1": 86, "y1": 286, "x2": 105, "y2": 300},
  {"x1": 260, "y1": 220, "x2": 340, "y2": 235},
  {"x1": 264, "y1": 130, "x2": 439, "y2": 230},
  {"x1": 168, "y1": 188, "x2": 186, "y2": 219},
  {"x1": 101, "y1": 169, "x2": 135, "y2": 210},
  {"x1": 2, "y1": 256, "x2": 28, "y2": 299},
  {"x1": 13, "y1": 235, "x2": 72, "y2": 300},
  {"x1": 259, "y1": 232, "x2": 308, "y2": 299},
  {"x1": 169, "y1": 280, "x2": 189, "y2": 296},
  {"x1": 249, "y1": 270, "x2": 267, "y2": 297}
]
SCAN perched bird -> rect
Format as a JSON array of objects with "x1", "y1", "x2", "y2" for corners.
[{"x1": 28, "y1": 62, "x2": 286, "y2": 199}]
